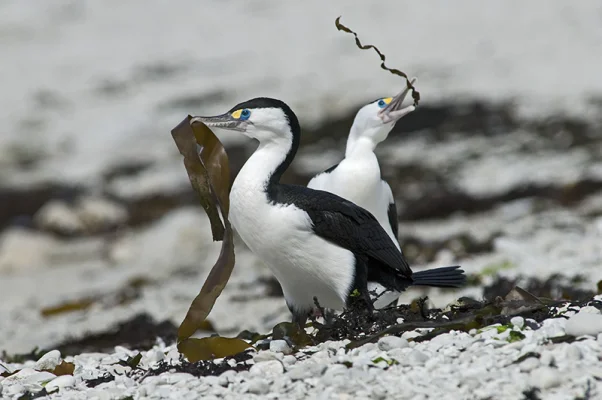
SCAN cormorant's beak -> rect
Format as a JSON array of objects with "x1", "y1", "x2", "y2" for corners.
[
  {"x1": 378, "y1": 77, "x2": 417, "y2": 124},
  {"x1": 190, "y1": 113, "x2": 245, "y2": 131}
]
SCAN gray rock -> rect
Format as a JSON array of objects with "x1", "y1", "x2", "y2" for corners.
[
  {"x1": 378, "y1": 335, "x2": 409, "y2": 351},
  {"x1": 269, "y1": 339, "x2": 292, "y2": 355},
  {"x1": 565, "y1": 312, "x2": 602, "y2": 337}
]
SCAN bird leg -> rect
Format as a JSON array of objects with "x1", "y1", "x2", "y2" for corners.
[
  {"x1": 291, "y1": 310, "x2": 308, "y2": 330},
  {"x1": 352, "y1": 256, "x2": 376, "y2": 318}
]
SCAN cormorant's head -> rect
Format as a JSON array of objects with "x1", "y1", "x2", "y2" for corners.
[
  {"x1": 191, "y1": 97, "x2": 300, "y2": 145},
  {"x1": 351, "y1": 78, "x2": 416, "y2": 146}
]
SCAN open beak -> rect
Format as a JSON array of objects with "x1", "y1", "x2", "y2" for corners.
[
  {"x1": 378, "y1": 77, "x2": 417, "y2": 124},
  {"x1": 190, "y1": 113, "x2": 245, "y2": 131}
]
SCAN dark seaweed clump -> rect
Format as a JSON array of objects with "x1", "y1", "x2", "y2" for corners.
[{"x1": 55, "y1": 313, "x2": 177, "y2": 357}]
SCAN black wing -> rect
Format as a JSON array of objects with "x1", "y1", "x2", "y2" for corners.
[{"x1": 269, "y1": 184, "x2": 412, "y2": 277}]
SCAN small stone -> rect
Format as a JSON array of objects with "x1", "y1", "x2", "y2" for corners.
[
  {"x1": 401, "y1": 331, "x2": 421, "y2": 340},
  {"x1": 577, "y1": 306, "x2": 601, "y2": 315},
  {"x1": 253, "y1": 351, "x2": 281, "y2": 363},
  {"x1": 76, "y1": 196, "x2": 128, "y2": 231},
  {"x1": 510, "y1": 316, "x2": 525, "y2": 329},
  {"x1": 519, "y1": 357, "x2": 540, "y2": 372},
  {"x1": 529, "y1": 367, "x2": 561, "y2": 389},
  {"x1": 408, "y1": 350, "x2": 429, "y2": 365},
  {"x1": 6, "y1": 383, "x2": 25, "y2": 396},
  {"x1": 144, "y1": 348, "x2": 165, "y2": 365},
  {"x1": 566, "y1": 311, "x2": 602, "y2": 337},
  {"x1": 45, "y1": 375, "x2": 75, "y2": 393},
  {"x1": 288, "y1": 363, "x2": 327, "y2": 381},
  {"x1": 269, "y1": 340, "x2": 292, "y2": 355},
  {"x1": 33, "y1": 200, "x2": 83, "y2": 234},
  {"x1": 539, "y1": 351, "x2": 555, "y2": 367},
  {"x1": 0, "y1": 228, "x2": 58, "y2": 272},
  {"x1": 249, "y1": 360, "x2": 284, "y2": 377},
  {"x1": 565, "y1": 344, "x2": 582, "y2": 360},
  {"x1": 247, "y1": 379, "x2": 270, "y2": 395},
  {"x1": 282, "y1": 355, "x2": 297, "y2": 366},
  {"x1": 34, "y1": 350, "x2": 62, "y2": 371},
  {"x1": 378, "y1": 336, "x2": 409, "y2": 351}
]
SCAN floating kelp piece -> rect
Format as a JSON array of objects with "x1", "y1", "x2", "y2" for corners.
[{"x1": 335, "y1": 16, "x2": 420, "y2": 106}]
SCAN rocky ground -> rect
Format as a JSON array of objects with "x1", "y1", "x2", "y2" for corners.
[{"x1": 2, "y1": 1, "x2": 602, "y2": 399}]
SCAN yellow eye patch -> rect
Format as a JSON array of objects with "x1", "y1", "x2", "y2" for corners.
[
  {"x1": 383, "y1": 97, "x2": 392, "y2": 105},
  {"x1": 231, "y1": 109, "x2": 242, "y2": 119}
]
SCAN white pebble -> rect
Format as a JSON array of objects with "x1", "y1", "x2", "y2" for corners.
[
  {"x1": 565, "y1": 312, "x2": 602, "y2": 337},
  {"x1": 565, "y1": 344, "x2": 582, "y2": 360},
  {"x1": 282, "y1": 355, "x2": 297, "y2": 366},
  {"x1": 45, "y1": 375, "x2": 75, "y2": 393},
  {"x1": 249, "y1": 360, "x2": 284, "y2": 377},
  {"x1": 519, "y1": 357, "x2": 540, "y2": 372},
  {"x1": 269, "y1": 340, "x2": 292, "y2": 355},
  {"x1": 539, "y1": 351, "x2": 555, "y2": 367},
  {"x1": 378, "y1": 336, "x2": 409, "y2": 351},
  {"x1": 510, "y1": 316, "x2": 525, "y2": 329},
  {"x1": 34, "y1": 350, "x2": 62, "y2": 371},
  {"x1": 288, "y1": 363, "x2": 327, "y2": 381},
  {"x1": 529, "y1": 367, "x2": 561, "y2": 389},
  {"x1": 577, "y1": 306, "x2": 601, "y2": 314},
  {"x1": 247, "y1": 379, "x2": 270, "y2": 395},
  {"x1": 253, "y1": 351, "x2": 282, "y2": 363},
  {"x1": 144, "y1": 348, "x2": 165, "y2": 365},
  {"x1": 408, "y1": 350, "x2": 429, "y2": 366}
]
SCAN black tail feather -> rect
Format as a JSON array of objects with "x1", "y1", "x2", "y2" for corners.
[{"x1": 411, "y1": 265, "x2": 466, "y2": 288}]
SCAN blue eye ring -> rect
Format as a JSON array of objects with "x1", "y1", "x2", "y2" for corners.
[
  {"x1": 377, "y1": 99, "x2": 387, "y2": 108},
  {"x1": 240, "y1": 109, "x2": 251, "y2": 120}
]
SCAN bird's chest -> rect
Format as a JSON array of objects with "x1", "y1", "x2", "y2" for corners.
[
  {"x1": 229, "y1": 182, "x2": 310, "y2": 256},
  {"x1": 330, "y1": 159, "x2": 382, "y2": 207}
]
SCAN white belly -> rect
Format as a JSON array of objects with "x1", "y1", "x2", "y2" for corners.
[{"x1": 230, "y1": 183, "x2": 356, "y2": 313}]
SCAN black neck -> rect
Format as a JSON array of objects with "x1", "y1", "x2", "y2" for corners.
[{"x1": 266, "y1": 104, "x2": 301, "y2": 188}]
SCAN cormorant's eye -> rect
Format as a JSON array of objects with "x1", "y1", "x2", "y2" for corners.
[
  {"x1": 377, "y1": 98, "x2": 392, "y2": 109},
  {"x1": 232, "y1": 108, "x2": 252, "y2": 120}
]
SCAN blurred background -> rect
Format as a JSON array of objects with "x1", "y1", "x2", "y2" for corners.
[{"x1": 1, "y1": 1, "x2": 602, "y2": 354}]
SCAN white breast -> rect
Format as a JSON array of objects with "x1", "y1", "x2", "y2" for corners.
[{"x1": 230, "y1": 172, "x2": 356, "y2": 314}]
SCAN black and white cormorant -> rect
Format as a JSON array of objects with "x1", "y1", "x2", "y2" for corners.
[
  {"x1": 191, "y1": 96, "x2": 465, "y2": 327},
  {"x1": 308, "y1": 80, "x2": 417, "y2": 249},
  {"x1": 308, "y1": 81, "x2": 418, "y2": 307}
]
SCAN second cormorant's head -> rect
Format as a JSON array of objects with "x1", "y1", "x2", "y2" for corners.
[{"x1": 350, "y1": 78, "x2": 417, "y2": 147}]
